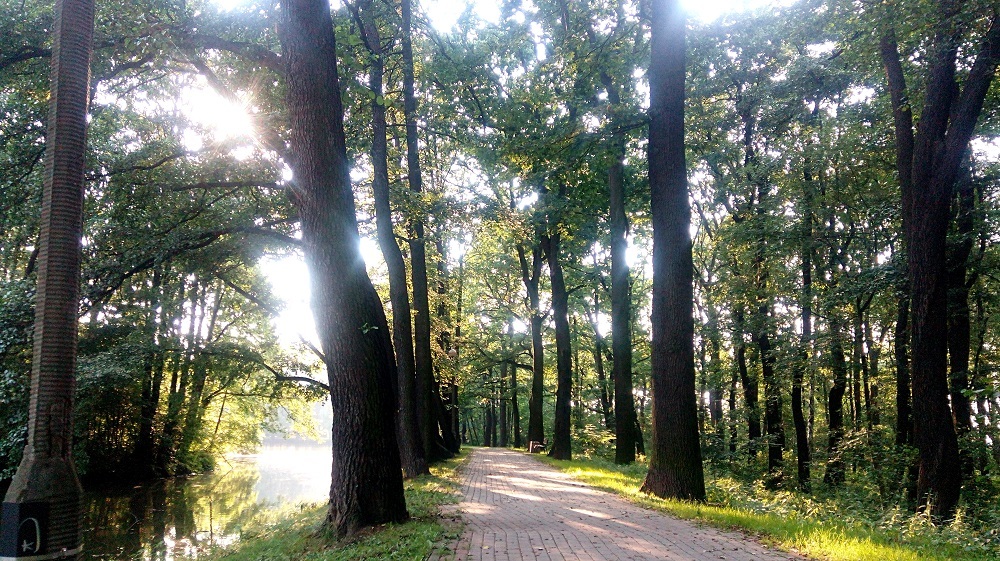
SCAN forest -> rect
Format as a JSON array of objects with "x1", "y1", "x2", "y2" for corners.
[{"x1": 2, "y1": 0, "x2": 1000, "y2": 556}]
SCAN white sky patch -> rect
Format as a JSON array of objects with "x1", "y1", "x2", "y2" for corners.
[
  {"x1": 183, "y1": 84, "x2": 255, "y2": 142},
  {"x1": 423, "y1": 0, "x2": 500, "y2": 31},
  {"x1": 260, "y1": 253, "x2": 317, "y2": 348},
  {"x1": 680, "y1": 0, "x2": 797, "y2": 22},
  {"x1": 972, "y1": 137, "x2": 1000, "y2": 163}
]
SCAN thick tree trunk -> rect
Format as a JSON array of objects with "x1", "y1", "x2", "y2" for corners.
[
  {"x1": 640, "y1": 0, "x2": 705, "y2": 501},
  {"x1": 3, "y1": 1, "x2": 94, "y2": 556},
  {"x1": 544, "y1": 231, "x2": 573, "y2": 460},
  {"x1": 356, "y1": 0, "x2": 429, "y2": 478},
  {"x1": 879, "y1": 16, "x2": 999, "y2": 519},
  {"x1": 278, "y1": 0, "x2": 407, "y2": 536}
]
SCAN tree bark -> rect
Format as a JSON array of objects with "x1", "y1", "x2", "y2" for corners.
[
  {"x1": 278, "y1": 0, "x2": 407, "y2": 536},
  {"x1": 734, "y1": 308, "x2": 760, "y2": 456},
  {"x1": 640, "y1": 0, "x2": 705, "y2": 501},
  {"x1": 794, "y1": 173, "x2": 813, "y2": 491},
  {"x1": 3, "y1": 1, "x2": 94, "y2": 555},
  {"x1": 824, "y1": 316, "x2": 848, "y2": 485},
  {"x1": 947, "y1": 175, "x2": 975, "y2": 436},
  {"x1": 400, "y1": 0, "x2": 441, "y2": 464},
  {"x1": 544, "y1": 231, "x2": 573, "y2": 460},
  {"x1": 609, "y1": 128, "x2": 638, "y2": 465},
  {"x1": 879, "y1": 13, "x2": 1000, "y2": 520},
  {"x1": 356, "y1": 0, "x2": 429, "y2": 478},
  {"x1": 518, "y1": 243, "x2": 546, "y2": 445},
  {"x1": 588, "y1": 290, "x2": 614, "y2": 430},
  {"x1": 895, "y1": 288, "x2": 912, "y2": 447}
]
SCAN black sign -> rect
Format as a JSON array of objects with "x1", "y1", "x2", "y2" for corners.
[{"x1": 0, "y1": 502, "x2": 49, "y2": 558}]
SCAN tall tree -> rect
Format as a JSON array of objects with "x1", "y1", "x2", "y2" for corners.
[
  {"x1": 518, "y1": 240, "x2": 546, "y2": 446},
  {"x1": 640, "y1": 0, "x2": 706, "y2": 501},
  {"x1": 608, "y1": 88, "x2": 639, "y2": 464},
  {"x1": 400, "y1": 0, "x2": 443, "y2": 463},
  {"x1": 352, "y1": 0, "x2": 429, "y2": 478},
  {"x1": 879, "y1": 4, "x2": 1000, "y2": 520},
  {"x1": 2, "y1": 0, "x2": 94, "y2": 557},
  {"x1": 278, "y1": 0, "x2": 407, "y2": 536},
  {"x1": 543, "y1": 221, "x2": 573, "y2": 460}
]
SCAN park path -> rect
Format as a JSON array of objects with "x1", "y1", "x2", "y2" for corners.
[{"x1": 433, "y1": 448, "x2": 804, "y2": 561}]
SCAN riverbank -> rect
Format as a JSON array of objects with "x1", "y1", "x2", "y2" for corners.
[{"x1": 204, "y1": 451, "x2": 466, "y2": 560}]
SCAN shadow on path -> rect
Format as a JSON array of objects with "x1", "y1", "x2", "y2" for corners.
[{"x1": 433, "y1": 448, "x2": 805, "y2": 561}]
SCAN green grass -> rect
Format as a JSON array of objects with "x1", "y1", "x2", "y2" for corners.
[
  {"x1": 207, "y1": 452, "x2": 466, "y2": 561},
  {"x1": 537, "y1": 455, "x2": 996, "y2": 561}
]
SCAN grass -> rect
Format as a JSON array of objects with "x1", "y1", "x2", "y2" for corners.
[
  {"x1": 206, "y1": 452, "x2": 466, "y2": 561},
  {"x1": 537, "y1": 455, "x2": 997, "y2": 561}
]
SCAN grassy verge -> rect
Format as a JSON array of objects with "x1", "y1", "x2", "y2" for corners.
[
  {"x1": 207, "y1": 452, "x2": 466, "y2": 561},
  {"x1": 537, "y1": 455, "x2": 994, "y2": 561}
]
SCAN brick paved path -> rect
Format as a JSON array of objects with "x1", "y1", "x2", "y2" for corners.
[{"x1": 437, "y1": 448, "x2": 804, "y2": 561}]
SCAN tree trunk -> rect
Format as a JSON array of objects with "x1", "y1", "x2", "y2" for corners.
[
  {"x1": 640, "y1": 0, "x2": 705, "y2": 501},
  {"x1": 589, "y1": 290, "x2": 614, "y2": 430},
  {"x1": 895, "y1": 285, "x2": 912, "y2": 447},
  {"x1": 499, "y1": 361, "x2": 509, "y2": 447},
  {"x1": 824, "y1": 316, "x2": 848, "y2": 485},
  {"x1": 355, "y1": 0, "x2": 428, "y2": 478},
  {"x1": 400, "y1": 0, "x2": 440, "y2": 464},
  {"x1": 2, "y1": 1, "x2": 93, "y2": 556},
  {"x1": 794, "y1": 176, "x2": 813, "y2": 490},
  {"x1": 734, "y1": 308, "x2": 760, "y2": 456},
  {"x1": 278, "y1": 0, "x2": 407, "y2": 536},
  {"x1": 757, "y1": 324, "x2": 784, "y2": 481},
  {"x1": 610, "y1": 131, "x2": 638, "y2": 465},
  {"x1": 947, "y1": 176, "x2": 975, "y2": 436},
  {"x1": 879, "y1": 16, "x2": 999, "y2": 519},
  {"x1": 518, "y1": 243, "x2": 545, "y2": 445},
  {"x1": 544, "y1": 231, "x2": 573, "y2": 461}
]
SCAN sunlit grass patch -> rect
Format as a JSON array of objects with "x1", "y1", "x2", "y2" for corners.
[
  {"x1": 207, "y1": 451, "x2": 467, "y2": 561},
  {"x1": 537, "y1": 455, "x2": 994, "y2": 561}
]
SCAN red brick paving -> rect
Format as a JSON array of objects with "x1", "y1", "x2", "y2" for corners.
[{"x1": 432, "y1": 448, "x2": 805, "y2": 561}]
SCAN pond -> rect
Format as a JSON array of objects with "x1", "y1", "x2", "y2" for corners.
[{"x1": 82, "y1": 444, "x2": 331, "y2": 560}]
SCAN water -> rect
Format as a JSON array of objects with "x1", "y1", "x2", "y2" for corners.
[{"x1": 82, "y1": 444, "x2": 331, "y2": 560}]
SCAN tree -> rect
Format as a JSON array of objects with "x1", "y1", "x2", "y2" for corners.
[
  {"x1": 879, "y1": 2, "x2": 1000, "y2": 520},
  {"x1": 2, "y1": 0, "x2": 94, "y2": 558},
  {"x1": 640, "y1": 0, "x2": 706, "y2": 501},
  {"x1": 352, "y1": 0, "x2": 429, "y2": 479},
  {"x1": 277, "y1": 0, "x2": 407, "y2": 536}
]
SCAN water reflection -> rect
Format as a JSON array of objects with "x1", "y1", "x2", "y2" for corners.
[{"x1": 83, "y1": 444, "x2": 331, "y2": 560}]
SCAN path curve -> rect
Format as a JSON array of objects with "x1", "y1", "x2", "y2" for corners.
[{"x1": 436, "y1": 448, "x2": 803, "y2": 561}]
